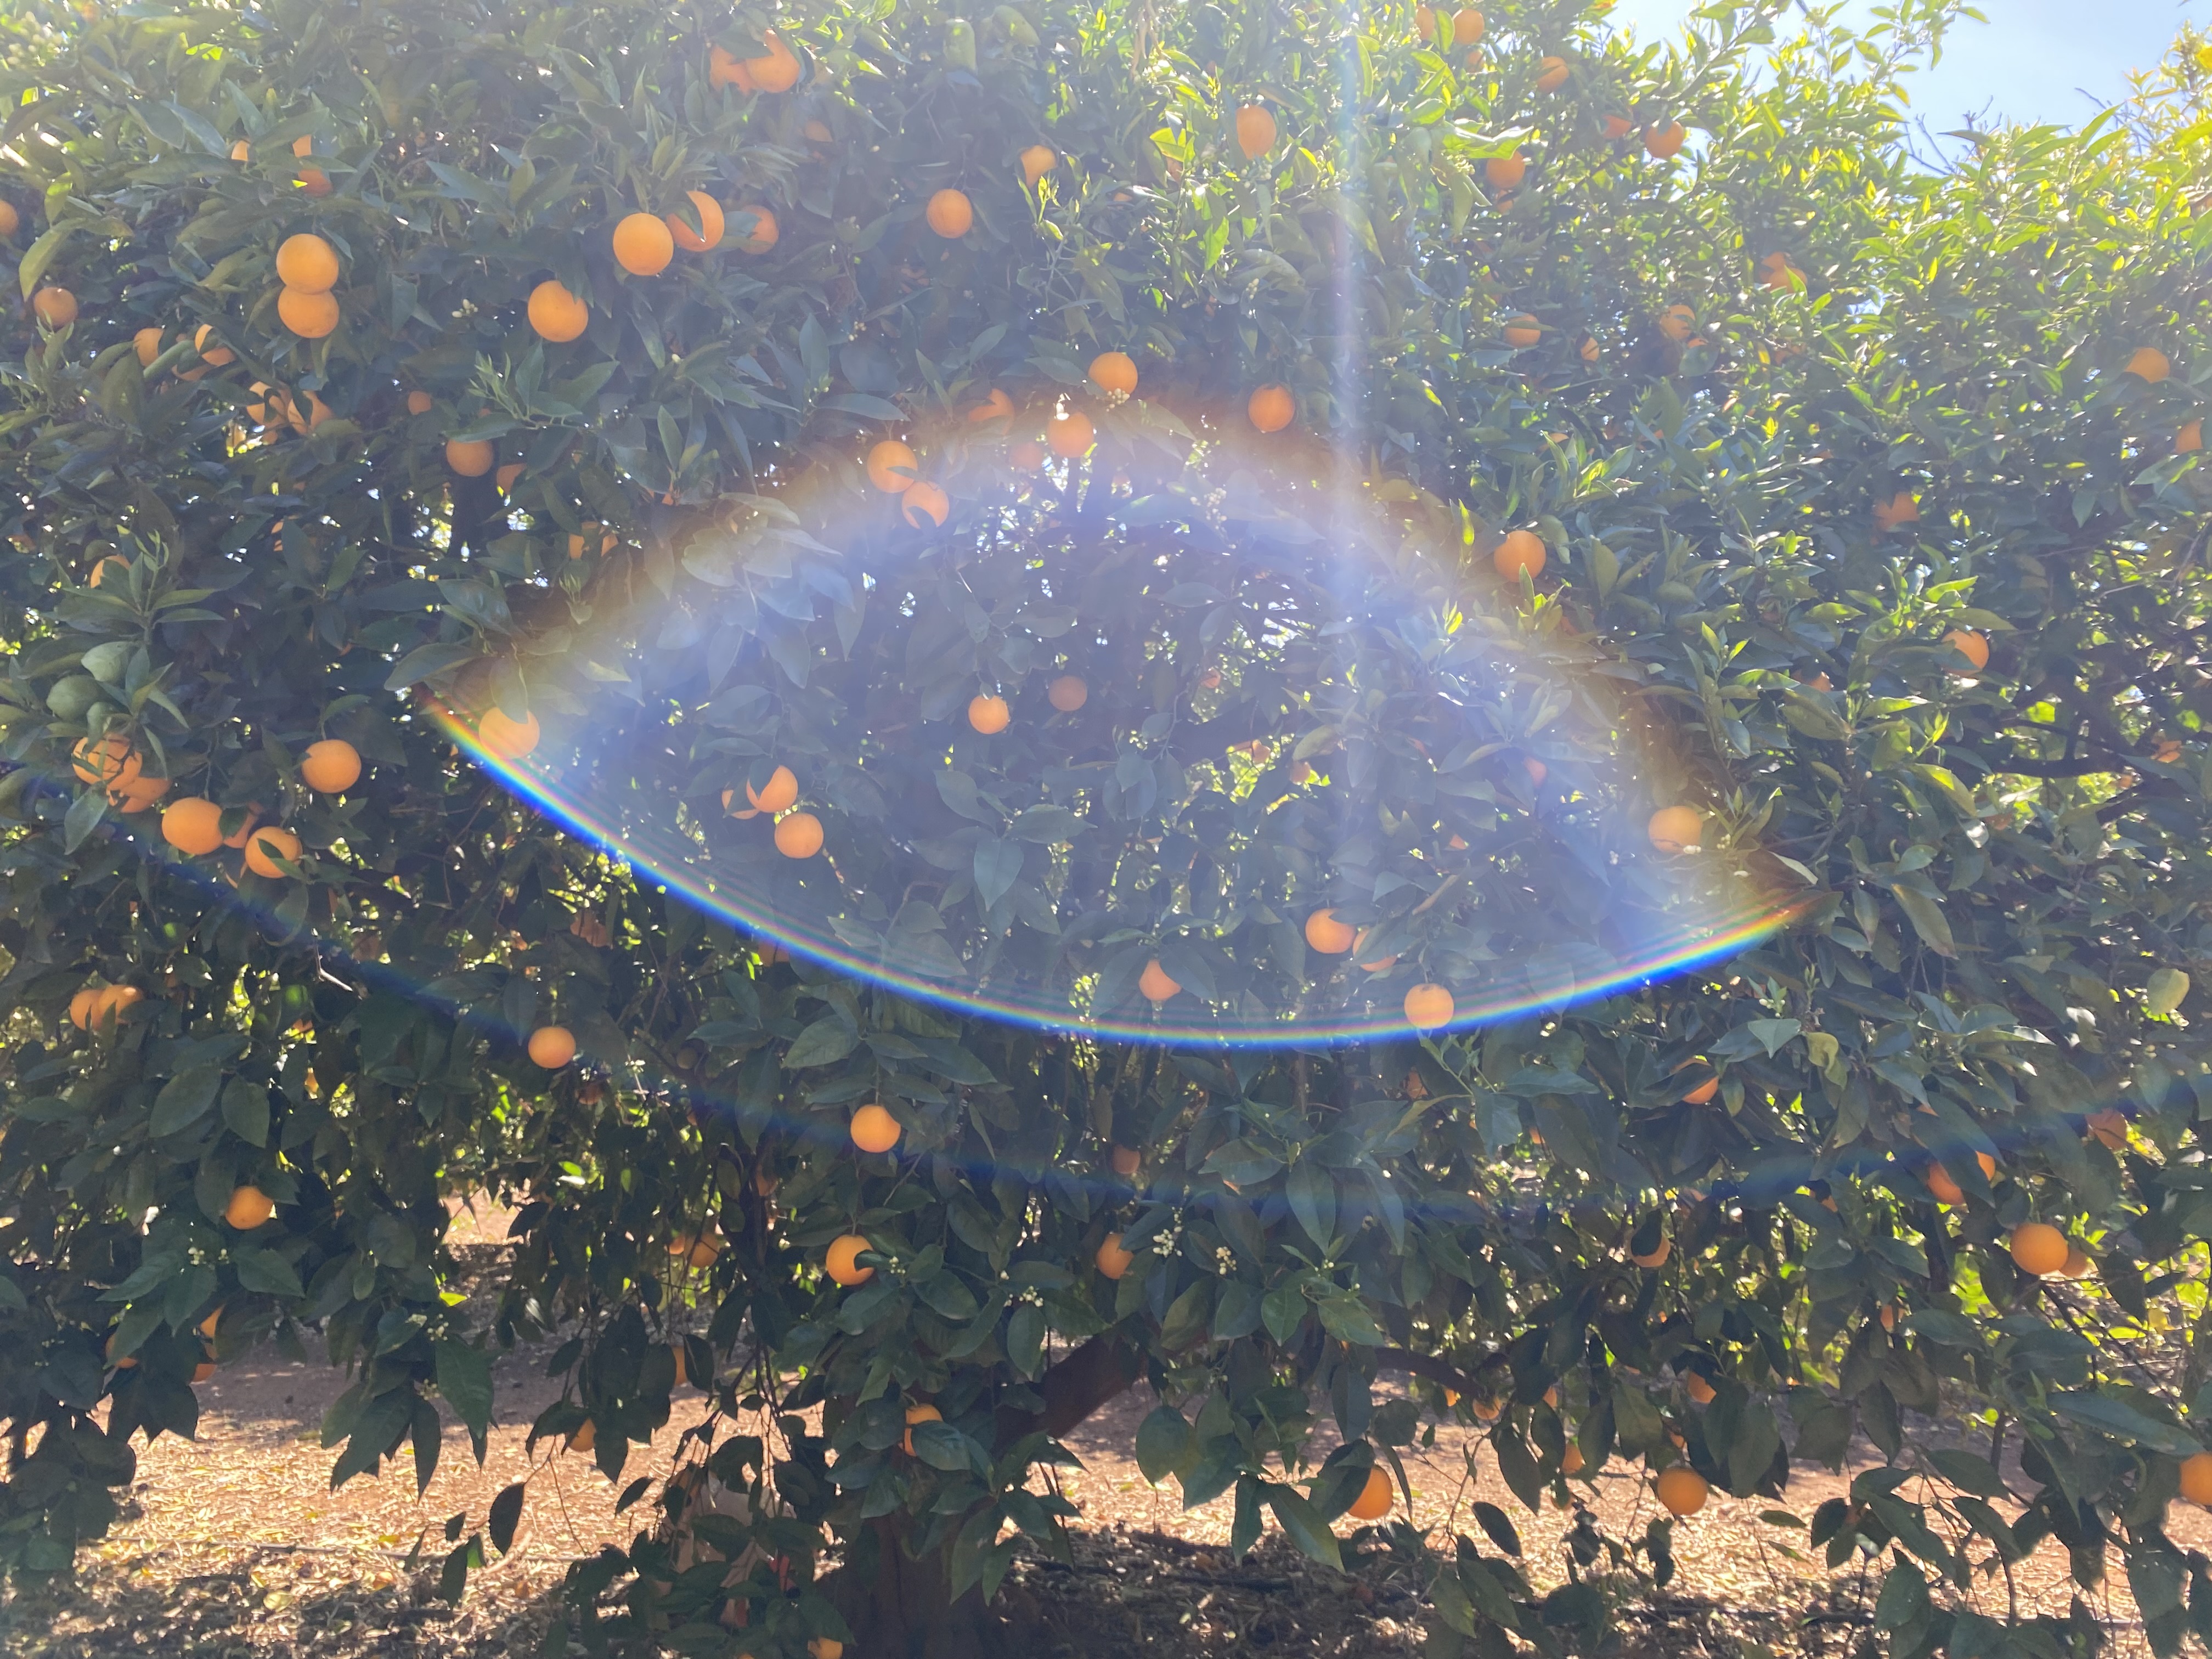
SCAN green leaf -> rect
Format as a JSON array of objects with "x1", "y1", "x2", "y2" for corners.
[
  {"x1": 1286, "y1": 1159, "x2": 1336, "y2": 1249},
  {"x1": 150, "y1": 1067, "x2": 224, "y2": 1137},
  {"x1": 63, "y1": 787, "x2": 106, "y2": 854},
  {"x1": 233, "y1": 1249, "x2": 304, "y2": 1299},
  {"x1": 2051, "y1": 1391, "x2": 2200, "y2": 1456},
  {"x1": 783, "y1": 1017, "x2": 857, "y2": 1069},
  {"x1": 435, "y1": 1341, "x2": 493, "y2": 1461},
  {"x1": 1135, "y1": 1406, "x2": 1194, "y2": 1483},
  {"x1": 1263, "y1": 1483, "x2": 1342, "y2": 1571},
  {"x1": 221, "y1": 1078, "x2": 270, "y2": 1147}
]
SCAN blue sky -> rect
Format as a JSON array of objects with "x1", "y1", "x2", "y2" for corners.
[{"x1": 1600, "y1": 0, "x2": 2203, "y2": 132}]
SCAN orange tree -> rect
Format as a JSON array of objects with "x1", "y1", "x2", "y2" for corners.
[{"x1": 4, "y1": 0, "x2": 2212, "y2": 1654}]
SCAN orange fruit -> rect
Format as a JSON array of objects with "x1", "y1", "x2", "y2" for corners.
[
  {"x1": 1647, "y1": 805, "x2": 1702, "y2": 853},
  {"x1": 670, "y1": 1341, "x2": 690, "y2": 1388},
  {"x1": 1305, "y1": 909, "x2": 1356, "y2": 953},
  {"x1": 1578, "y1": 335, "x2": 1599, "y2": 362},
  {"x1": 1347, "y1": 1468, "x2": 1394, "y2": 1521},
  {"x1": 110, "y1": 774, "x2": 170, "y2": 813},
  {"x1": 1874, "y1": 490, "x2": 1921, "y2": 532},
  {"x1": 527, "y1": 279, "x2": 588, "y2": 342},
  {"x1": 901, "y1": 481, "x2": 950, "y2": 528},
  {"x1": 1494, "y1": 528, "x2": 1546, "y2": 580},
  {"x1": 708, "y1": 43, "x2": 748, "y2": 88},
  {"x1": 867, "y1": 439, "x2": 919, "y2": 493},
  {"x1": 1757, "y1": 251, "x2": 1802, "y2": 291},
  {"x1": 1656, "y1": 1466, "x2": 1708, "y2": 1516},
  {"x1": 826, "y1": 1234, "x2": 873, "y2": 1286},
  {"x1": 89, "y1": 555, "x2": 128, "y2": 586},
  {"x1": 221, "y1": 806, "x2": 265, "y2": 850},
  {"x1": 495, "y1": 461, "x2": 523, "y2": 491},
  {"x1": 134, "y1": 326, "x2": 163, "y2": 366},
  {"x1": 2178, "y1": 420, "x2": 2203, "y2": 454},
  {"x1": 1523, "y1": 757, "x2": 1548, "y2": 787},
  {"x1": 72, "y1": 734, "x2": 143, "y2": 789},
  {"x1": 296, "y1": 166, "x2": 332, "y2": 196},
  {"x1": 277, "y1": 286, "x2": 339, "y2": 338},
  {"x1": 725, "y1": 765, "x2": 799, "y2": 819},
  {"x1": 1644, "y1": 121, "x2": 1688, "y2": 158},
  {"x1": 1048, "y1": 674, "x2": 1088, "y2": 712},
  {"x1": 32, "y1": 287, "x2": 77, "y2": 328},
  {"x1": 1487, "y1": 155, "x2": 1526, "y2": 191},
  {"x1": 1404, "y1": 983, "x2": 1455, "y2": 1030},
  {"x1": 967, "y1": 693, "x2": 1011, "y2": 734},
  {"x1": 161, "y1": 797, "x2": 224, "y2": 856},
  {"x1": 275, "y1": 232, "x2": 339, "y2": 292},
  {"x1": 2062, "y1": 1244, "x2": 2092, "y2": 1279},
  {"x1": 925, "y1": 188, "x2": 974, "y2": 238},
  {"x1": 1138, "y1": 959, "x2": 1181, "y2": 1002},
  {"x1": 1561, "y1": 1444, "x2": 1585, "y2": 1476},
  {"x1": 1089, "y1": 351, "x2": 1139, "y2": 396},
  {"x1": 223, "y1": 1185, "x2": 275, "y2": 1229},
  {"x1": 446, "y1": 437, "x2": 494, "y2": 476},
  {"x1": 192, "y1": 324, "x2": 234, "y2": 367},
  {"x1": 2126, "y1": 347, "x2": 2171, "y2": 383},
  {"x1": 244, "y1": 825, "x2": 302, "y2": 877},
  {"x1": 850, "y1": 1103, "x2": 902, "y2": 1155},
  {"x1": 1021, "y1": 144, "x2": 1057, "y2": 184},
  {"x1": 1110, "y1": 1144, "x2": 1142, "y2": 1176},
  {"x1": 734, "y1": 205, "x2": 779, "y2": 252},
  {"x1": 1684, "y1": 1372, "x2": 1716, "y2": 1404},
  {"x1": 0, "y1": 200, "x2": 15, "y2": 237},
  {"x1": 969, "y1": 387, "x2": 1015, "y2": 422},
  {"x1": 613, "y1": 211, "x2": 675, "y2": 275},
  {"x1": 567, "y1": 1420, "x2": 596, "y2": 1454},
  {"x1": 2183, "y1": 1453, "x2": 2212, "y2": 1505},
  {"x1": 527, "y1": 1025, "x2": 576, "y2": 1068},
  {"x1": 300, "y1": 738, "x2": 361, "y2": 793},
  {"x1": 1536, "y1": 55, "x2": 1569, "y2": 91},
  {"x1": 1235, "y1": 104, "x2": 1277, "y2": 160},
  {"x1": 1602, "y1": 114, "x2": 1634, "y2": 139},
  {"x1": 668, "y1": 191, "x2": 726, "y2": 253},
  {"x1": 774, "y1": 811, "x2": 824, "y2": 859},
  {"x1": 1095, "y1": 1233, "x2": 1136, "y2": 1278},
  {"x1": 745, "y1": 31, "x2": 802, "y2": 93},
  {"x1": 1631, "y1": 1237, "x2": 1671, "y2": 1269},
  {"x1": 1944, "y1": 628, "x2": 1989, "y2": 672},
  {"x1": 1048, "y1": 409, "x2": 1094, "y2": 456},
  {"x1": 1414, "y1": 4, "x2": 1437, "y2": 40},
  {"x1": 1502, "y1": 312, "x2": 1541, "y2": 347},
  {"x1": 478, "y1": 706, "x2": 540, "y2": 759},
  {"x1": 1925, "y1": 1165, "x2": 1965, "y2": 1206},
  {"x1": 1657, "y1": 303, "x2": 1695, "y2": 342},
  {"x1": 67, "y1": 988, "x2": 100, "y2": 1030},
  {"x1": 2010, "y1": 1222, "x2": 2069, "y2": 1277},
  {"x1": 1452, "y1": 8, "x2": 1484, "y2": 43},
  {"x1": 1681, "y1": 1074, "x2": 1719, "y2": 1106},
  {"x1": 901, "y1": 1402, "x2": 941, "y2": 1455},
  {"x1": 1248, "y1": 383, "x2": 1295, "y2": 433},
  {"x1": 2087, "y1": 1109, "x2": 2128, "y2": 1150},
  {"x1": 405, "y1": 390, "x2": 434, "y2": 415}
]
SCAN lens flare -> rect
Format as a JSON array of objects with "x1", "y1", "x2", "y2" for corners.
[{"x1": 419, "y1": 395, "x2": 1805, "y2": 1045}]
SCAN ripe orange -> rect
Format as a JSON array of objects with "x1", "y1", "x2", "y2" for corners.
[
  {"x1": 405, "y1": 389, "x2": 435, "y2": 415},
  {"x1": 901, "y1": 481, "x2": 950, "y2": 528},
  {"x1": 1413, "y1": 4, "x2": 1438, "y2": 40},
  {"x1": 1925, "y1": 1165, "x2": 1965, "y2": 1206},
  {"x1": 478, "y1": 706, "x2": 540, "y2": 759},
  {"x1": 1347, "y1": 1468, "x2": 1394, "y2": 1521},
  {"x1": 1048, "y1": 674, "x2": 1088, "y2": 712},
  {"x1": 1561, "y1": 1444, "x2": 1586, "y2": 1476},
  {"x1": 1631, "y1": 1237, "x2": 1671, "y2": 1269},
  {"x1": 1644, "y1": 121, "x2": 1688, "y2": 158},
  {"x1": 568, "y1": 1420, "x2": 596, "y2": 1454},
  {"x1": 1248, "y1": 384, "x2": 1294, "y2": 432},
  {"x1": 1647, "y1": 805, "x2": 1703, "y2": 853},
  {"x1": 1095, "y1": 1232, "x2": 1136, "y2": 1278},
  {"x1": 161, "y1": 797, "x2": 224, "y2": 856},
  {"x1": 1021, "y1": 144, "x2": 1057, "y2": 184},
  {"x1": 1684, "y1": 1372, "x2": 1716, "y2": 1405},
  {"x1": 32, "y1": 287, "x2": 77, "y2": 328},
  {"x1": 1681, "y1": 1073, "x2": 1719, "y2": 1106},
  {"x1": 1110, "y1": 1144, "x2": 1142, "y2": 1176},
  {"x1": 1048, "y1": 409, "x2": 1094, "y2": 456},
  {"x1": 1502, "y1": 313, "x2": 1541, "y2": 347},
  {"x1": 0, "y1": 201, "x2": 15, "y2": 238},
  {"x1": 613, "y1": 211, "x2": 675, "y2": 275},
  {"x1": 1494, "y1": 528, "x2": 1545, "y2": 580},
  {"x1": 1523, "y1": 757, "x2": 1549, "y2": 787},
  {"x1": 1138, "y1": 959, "x2": 1182, "y2": 1003},
  {"x1": 527, "y1": 279, "x2": 589, "y2": 342},
  {"x1": 734, "y1": 205, "x2": 779, "y2": 252},
  {"x1": 2062, "y1": 1244, "x2": 2092, "y2": 1279},
  {"x1": 969, "y1": 387, "x2": 1015, "y2": 422},
  {"x1": 446, "y1": 437, "x2": 494, "y2": 477},
  {"x1": 275, "y1": 232, "x2": 339, "y2": 292},
  {"x1": 1452, "y1": 7, "x2": 1484, "y2": 43},
  {"x1": 826, "y1": 1234, "x2": 874, "y2": 1286},
  {"x1": 1235, "y1": 105, "x2": 1277, "y2": 160},
  {"x1": 221, "y1": 806, "x2": 265, "y2": 850},
  {"x1": 1089, "y1": 351, "x2": 1139, "y2": 397},
  {"x1": 1305, "y1": 908, "x2": 1355, "y2": 953},
  {"x1": 527, "y1": 1025, "x2": 576, "y2": 1068},
  {"x1": 134, "y1": 326, "x2": 163, "y2": 366},
  {"x1": 1487, "y1": 155, "x2": 1526, "y2": 191},
  {"x1": 968, "y1": 693, "x2": 1011, "y2": 734},
  {"x1": 708, "y1": 43, "x2": 748, "y2": 88},
  {"x1": 110, "y1": 774, "x2": 170, "y2": 813},
  {"x1": 89, "y1": 555, "x2": 128, "y2": 588},
  {"x1": 300, "y1": 738, "x2": 361, "y2": 793},
  {"x1": 2183, "y1": 1453, "x2": 2212, "y2": 1505},
  {"x1": 192, "y1": 324, "x2": 235, "y2": 367},
  {"x1": 668, "y1": 191, "x2": 725, "y2": 252},
  {"x1": 72, "y1": 733, "x2": 143, "y2": 789},
  {"x1": 744, "y1": 31, "x2": 802, "y2": 92},
  {"x1": 1602, "y1": 114, "x2": 1634, "y2": 139},
  {"x1": 774, "y1": 811, "x2": 825, "y2": 859},
  {"x1": 1403, "y1": 983, "x2": 1454, "y2": 1030},
  {"x1": 495, "y1": 461, "x2": 523, "y2": 491},
  {"x1": 1536, "y1": 55, "x2": 1570, "y2": 91},
  {"x1": 2179, "y1": 420, "x2": 2203, "y2": 454},
  {"x1": 1657, "y1": 303, "x2": 1695, "y2": 342},
  {"x1": 902, "y1": 1402, "x2": 941, "y2": 1455},
  {"x1": 925, "y1": 188, "x2": 974, "y2": 238},
  {"x1": 1944, "y1": 628, "x2": 1989, "y2": 672},
  {"x1": 277, "y1": 286, "x2": 339, "y2": 338},
  {"x1": 726, "y1": 765, "x2": 799, "y2": 819},
  {"x1": 244, "y1": 825, "x2": 302, "y2": 878},
  {"x1": 2010, "y1": 1222, "x2": 2069, "y2": 1277},
  {"x1": 1656, "y1": 1466, "x2": 1708, "y2": 1516},
  {"x1": 850, "y1": 1102, "x2": 902, "y2": 1154},
  {"x1": 224, "y1": 1185, "x2": 275, "y2": 1229},
  {"x1": 1578, "y1": 335, "x2": 1600, "y2": 362},
  {"x1": 2086, "y1": 1109, "x2": 2128, "y2": 1150},
  {"x1": 867, "y1": 439, "x2": 919, "y2": 493},
  {"x1": 1874, "y1": 490, "x2": 1921, "y2": 532},
  {"x1": 2126, "y1": 347, "x2": 2171, "y2": 383},
  {"x1": 1757, "y1": 251, "x2": 1802, "y2": 291}
]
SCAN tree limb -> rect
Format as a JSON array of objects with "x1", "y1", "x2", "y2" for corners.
[{"x1": 992, "y1": 1333, "x2": 1139, "y2": 1451}]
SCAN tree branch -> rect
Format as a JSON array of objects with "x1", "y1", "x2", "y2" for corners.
[{"x1": 992, "y1": 1333, "x2": 1139, "y2": 1451}]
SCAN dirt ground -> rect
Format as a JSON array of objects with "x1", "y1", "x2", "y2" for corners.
[{"x1": 0, "y1": 1204, "x2": 2193, "y2": 1656}]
